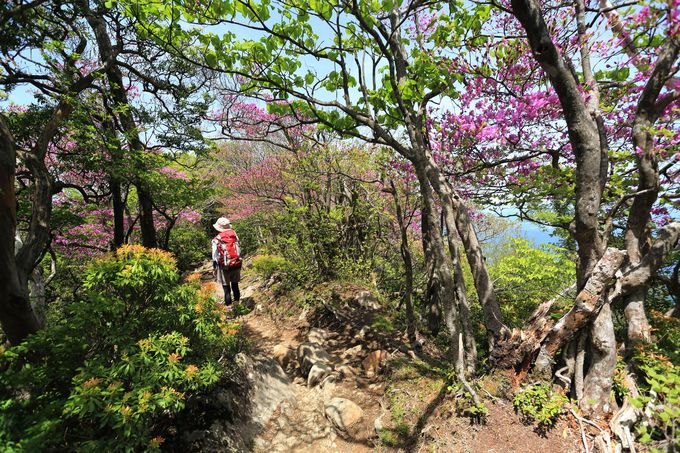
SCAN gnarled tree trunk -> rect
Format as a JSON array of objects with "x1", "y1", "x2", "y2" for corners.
[
  {"x1": 0, "y1": 116, "x2": 41, "y2": 345},
  {"x1": 422, "y1": 155, "x2": 507, "y2": 350},
  {"x1": 413, "y1": 157, "x2": 465, "y2": 372},
  {"x1": 581, "y1": 302, "x2": 617, "y2": 416}
]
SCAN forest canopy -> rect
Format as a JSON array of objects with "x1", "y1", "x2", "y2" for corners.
[{"x1": 0, "y1": 0, "x2": 678, "y2": 451}]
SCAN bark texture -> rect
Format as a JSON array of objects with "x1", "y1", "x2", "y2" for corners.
[
  {"x1": 492, "y1": 248, "x2": 625, "y2": 370},
  {"x1": 414, "y1": 161, "x2": 465, "y2": 372},
  {"x1": 581, "y1": 302, "x2": 617, "y2": 415},
  {"x1": 0, "y1": 116, "x2": 41, "y2": 344},
  {"x1": 511, "y1": 0, "x2": 604, "y2": 289},
  {"x1": 423, "y1": 156, "x2": 507, "y2": 346}
]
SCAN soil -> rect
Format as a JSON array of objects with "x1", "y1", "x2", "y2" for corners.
[{"x1": 203, "y1": 265, "x2": 584, "y2": 453}]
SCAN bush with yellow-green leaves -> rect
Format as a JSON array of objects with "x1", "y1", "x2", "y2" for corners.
[{"x1": 0, "y1": 246, "x2": 242, "y2": 452}]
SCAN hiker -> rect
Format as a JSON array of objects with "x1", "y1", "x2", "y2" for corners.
[{"x1": 212, "y1": 217, "x2": 242, "y2": 308}]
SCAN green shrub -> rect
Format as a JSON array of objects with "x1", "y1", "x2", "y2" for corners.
[
  {"x1": 251, "y1": 254, "x2": 290, "y2": 279},
  {"x1": 372, "y1": 315, "x2": 396, "y2": 333},
  {"x1": 631, "y1": 349, "x2": 679, "y2": 451},
  {"x1": 513, "y1": 383, "x2": 567, "y2": 427},
  {"x1": 490, "y1": 238, "x2": 576, "y2": 328},
  {"x1": 168, "y1": 224, "x2": 211, "y2": 272},
  {"x1": 0, "y1": 245, "x2": 241, "y2": 451},
  {"x1": 449, "y1": 382, "x2": 489, "y2": 424}
]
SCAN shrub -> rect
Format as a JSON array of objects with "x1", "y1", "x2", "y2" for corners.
[
  {"x1": 168, "y1": 224, "x2": 211, "y2": 272},
  {"x1": 0, "y1": 245, "x2": 241, "y2": 451},
  {"x1": 513, "y1": 383, "x2": 567, "y2": 427},
  {"x1": 251, "y1": 254, "x2": 290, "y2": 279},
  {"x1": 490, "y1": 238, "x2": 576, "y2": 328},
  {"x1": 631, "y1": 348, "x2": 679, "y2": 452}
]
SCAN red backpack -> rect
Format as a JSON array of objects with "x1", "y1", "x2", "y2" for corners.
[{"x1": 215, "y1": 230, "x2": 242, "y2": 270}]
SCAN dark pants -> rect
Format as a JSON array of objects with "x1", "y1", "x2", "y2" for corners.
[
  {"x1": 216, "y1": 267, "x2": 241, "y2": 306},
  {"x1": 223, "y1": 282, "x2": 240, "y2": 306}
]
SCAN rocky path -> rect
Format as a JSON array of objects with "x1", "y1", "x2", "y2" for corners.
[
  {"x1": 243, "y1": 314, "x2": 372, "y2": 453},
  {"x1": 211, "y1": 275, "x2": 387, "y2": 453},
  {"x1": 198, "y1": 269, "x2": 582, "y2": 453}
]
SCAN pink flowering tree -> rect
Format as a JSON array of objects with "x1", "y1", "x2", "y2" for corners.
[
  {"x1": 148, "y1": 163, "x2": 208, "y2": 250},
  {"x1": 420, "y1": 1, "x2": 679, "y2": 414}
]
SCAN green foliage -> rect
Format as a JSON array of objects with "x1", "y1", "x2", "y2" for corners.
[
  {"x1": 612, "y1": 359, "x2": 630, "y2": 403},
  {"x1": 251, "y1": 183, "x2": 385, "y2": 286},
  {"x1": 232, "y1": 214, "x2": 267, "y2": 256},
  {"x1": 489, "y1": 238, "x2": 576, "y2": 328},
  {"x1": 631, "y1": 349, "x2": 679, "y2": 451},
  {"x1": 251, "y1": 254, "x2": 290, "y2": 279},
  {"x1": 0, "y1": 246, "x2": 242, "y2": 451},
  {"x1": 168, "y1": 224, "x2": 211, "y2": 272},
  {"x1": 513, "y1": 383, "x2": 567, "y2": 427},
  {"x1": 371, "y1": 315, "x2": 396, "y2": 333}
]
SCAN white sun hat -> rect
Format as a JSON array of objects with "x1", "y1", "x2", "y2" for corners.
[{"x1": 212, "y1": 217, "x2": 232, "y2": 232}]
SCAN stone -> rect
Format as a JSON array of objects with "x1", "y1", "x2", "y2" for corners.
[
  {"x1": 342, "y1": 344, "x2": 363, "y2": 359},
  {"x1": 297, "y1": 342, "x2": 332, "y2": 377},
  {"x1": 308, "y1": 327, "x2": 331, "y2": 344},
  {"x1": 337, "y1": 365, "x2": 358, "y2": 379},
  {"x1": 307, "y1": 362, "x2": 333, "y2": 387},
  {"x1": 354, "y1": 290, "x2": 381, "y2": 310},
  {"x1": 240, "y1": 285, "x2": 256, "y2": 300},
  {"x1": 272, "y1": 344, "x2": 295, "y2": 369},
  {"x1": 325, "y1": 398, "x2": 364, "y2": 432},
  {"x1": 362, "y1": 350, "x2": 388, "y2": 377},
  {"x1": 374, "y1": 415, "x2": 384, "y2": 433},
  {"x1": 320, "y1": 373, "x2": 337, "y2": 389},
  {"x1": 234, "y1": 355, "x2": 294, "y2": 446}
]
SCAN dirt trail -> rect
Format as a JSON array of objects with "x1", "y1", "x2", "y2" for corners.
[
  {"x1": 204, "y1": 267, "x2": 582, "y2": 453},
  {"x1": 242, "y1": 313, "x2": 374, "y2": 453},
  {"x1": 211, "y1": 273, "x2": 379, "y2": 453}
]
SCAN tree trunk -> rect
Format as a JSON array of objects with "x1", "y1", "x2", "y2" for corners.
[
  {"x1": 422, "y1": 155, "x2": 507, "y2": 347},
  {"x1": 29, "y1": 267, "x2": 47, "y2": 327},
  {"x1": 111, "y1": 176, "x2": 125, "y2": 249},
  {"x1": 83, "y1": 4, "x2": 158, "y2": 248},
  {"x1": 511, "y1": 0, "x2": 604, "y2": 289},
  {"x1": 443, "y1": 210, "x2": 477, "y2": 373},
  {"x1": 413, "y1": 159, "x2": 464, "y2": 371},
  {"x1": 401, "y1": 237, "x2": 417, "y2": 345},
  {"x1": 388, "y1": 179, "x2": 417, "y2": 344},
  {"x1": 582, "y1": 302, "x2": 617, "y2": 416},
  {"x1": 0, "y1": 116, "x2": 40, "y2": 344},
  {"x1": 624, "y1": 288, "x2": 652, "y2": 342},
  {"x1": 106, "y1": 120, "x2": 126, "y2": 249},
  {"x1": 573, "y1": 333, "x2": 587, "y2": 401},
  {"x1": 421, "y1": 196, "x2": 442, "y2": 336}
]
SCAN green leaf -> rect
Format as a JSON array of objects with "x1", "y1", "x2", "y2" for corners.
[{"x1": 205, "y1": 52, "x2": 218, "y2": 68}]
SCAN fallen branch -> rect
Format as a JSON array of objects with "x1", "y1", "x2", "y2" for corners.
[{"x1": 492, "y1": 248, "x2": 626, "y2": 370}]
